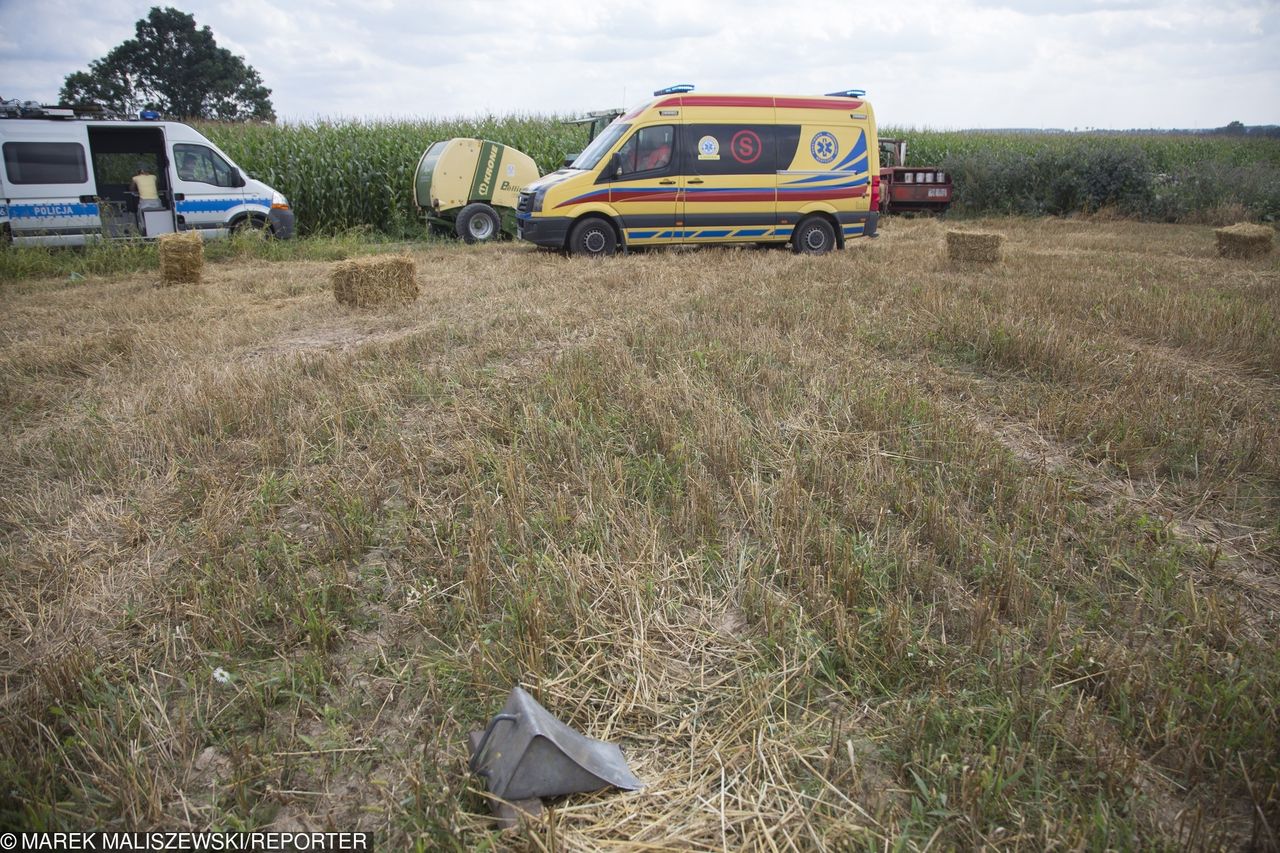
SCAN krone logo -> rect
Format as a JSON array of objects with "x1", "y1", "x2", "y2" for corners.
[{"x1": 478, "y1": 147, "x2": 499, "y2": 195}]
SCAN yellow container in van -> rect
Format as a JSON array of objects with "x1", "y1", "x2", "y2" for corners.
[{"x1": 516, "y1": 89, "x2": 880, "y2": 256}]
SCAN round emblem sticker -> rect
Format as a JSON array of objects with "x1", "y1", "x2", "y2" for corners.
[
  {"x1": 811, "y1": 131, "x2": 838, "y2": 164},
  {"x1": 505, "y1": 163, "x2": 516, "y2": 177},
  {"x1": 697, "y1": 135, "x2": 720, "y2": 160},
  {"x1": 730, "y1": 129, "x2": 763, "y2": 164}
]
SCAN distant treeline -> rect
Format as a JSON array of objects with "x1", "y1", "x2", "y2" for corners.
[{"x1": 200, "y1": 117, "x2": 1280, "y2": 235}]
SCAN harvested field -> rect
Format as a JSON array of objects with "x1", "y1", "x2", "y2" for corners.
[{"x1": 1, "y1": 218, "x2": 1278, "y2": 849}]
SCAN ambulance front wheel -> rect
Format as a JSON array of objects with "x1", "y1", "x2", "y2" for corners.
[
  {"x1": 567, "y1": 217, "x2": 618, "y2": 258},
  {"x1": 792, "y1": 216, "x2": 836, "y2": 255},
  {"x1": 456, "y1": 203, "x2": 502, "y2": 244}
]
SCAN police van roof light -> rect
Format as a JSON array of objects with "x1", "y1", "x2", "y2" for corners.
[
  {"x1": 824, "y1": 89, "x2": 867, "y2": 98},
  {"x1": 653, "y1": 84, "x2": 695, "y2": 96},
  {"x1": 140, "y1": 109, "x2": 161, "y2": 120}
]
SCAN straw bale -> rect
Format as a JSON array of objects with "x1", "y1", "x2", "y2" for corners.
[
  {"x1": 1215, "y1": 223, "x2": 1274, "y2": 259},
  {"x1": 946, "y1": 230, "x2": 1004, "y2": 263},
  {"x1": 157, "y1": 231, "x2": 204, "y2": 286},
  {"x1": 331, "y1": 255, "x2": 419, "y2": 307}
]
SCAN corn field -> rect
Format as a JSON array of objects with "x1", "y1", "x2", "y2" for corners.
[
  {"x1": 200, "y1": 116, "x2": 588, "y2": 236},
  {"x1": 200, "y1": 117, "x2": 1280, "y2": 235}
]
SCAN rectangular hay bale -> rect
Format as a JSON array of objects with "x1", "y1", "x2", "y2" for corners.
[
  {"x1": 1215, "y1": 223, "x2": 1274, "y2": 259},
  {"x1": 331, "y1": 255, "x2": 419, "y2": 307},
  {"x1": 946, "y1": 230, "x2": 1005, "y2": 263},
  {"x1": 157, "y1": 230, "x2": 204, "y2": 286}
]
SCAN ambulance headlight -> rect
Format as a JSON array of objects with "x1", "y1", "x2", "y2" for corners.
[
  {"x1": 271, "y1": 190, "x2": 289, "y2": 210},
  {"x1": 532, "y1": 186, "x2": 548, "y2": 212}
]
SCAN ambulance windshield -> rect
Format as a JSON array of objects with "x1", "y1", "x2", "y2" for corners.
[{"x1": 570, "y1": 122, "x2": 629, "y2": 170}]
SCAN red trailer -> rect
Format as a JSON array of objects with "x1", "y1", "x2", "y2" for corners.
[{"x1": 879, "y1": 138, "x2": 952, "y2": 214}]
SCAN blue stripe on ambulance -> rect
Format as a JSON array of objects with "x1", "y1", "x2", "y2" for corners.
[
  {"x1": 624, "y1": 226, "x2": 792, "y2": 241},
  {"x1": 782, "y1": 133, "x2": 869, "y2": 184}
]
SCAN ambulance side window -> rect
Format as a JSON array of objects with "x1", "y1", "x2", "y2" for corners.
[
  {"x1": 3, "y1": 142, "x2": 88, "y2": 184},
  {"x1": 616, "y1": 125, "x2": 674, "y2": 176},
  {"x1": 175, "y1": 143, "x2": 236, "y2": 187},
  {"x1": 683, "y1": 125, "x2": 777, "y2": 175}
]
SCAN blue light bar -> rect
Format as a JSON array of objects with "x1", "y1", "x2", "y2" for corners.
[
  {"x1": 653, "y1": 84, "x2": 695, "y2": 96},
  {"x1": 824, "y1": 89, "x2": 867, "y2": 98},
  {"x1": 139, "y1": 109, "x2": 161, "y2": 120}
]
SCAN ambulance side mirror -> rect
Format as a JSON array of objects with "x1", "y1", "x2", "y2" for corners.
[{"x1": 609, "y1": 152, "x2": 622, "y2": 180}]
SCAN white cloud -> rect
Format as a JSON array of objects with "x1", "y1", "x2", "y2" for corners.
[{"x1": 1, "y1": 0, "x2": 1276, "y2": 127}]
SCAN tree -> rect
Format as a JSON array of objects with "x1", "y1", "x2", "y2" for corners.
[{"x1": 60, "y1": 7, "x2": 274, "y2": 121}]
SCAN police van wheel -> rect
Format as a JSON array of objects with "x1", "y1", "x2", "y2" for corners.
[
  {"x1": 792, "y1": 216, "x2": 836, "y2": 255},
  {"x1": 456, "y1": 203, "x2": 501, "y2": 244},
  {"x1": 568, "y1": 217, "x2": 617, "y2": 258},
  {"x1": 233, "y1": 216, "x2": 272, "y2": 237}
]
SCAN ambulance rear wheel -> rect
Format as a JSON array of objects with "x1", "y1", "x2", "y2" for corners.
[
  {"x1": 456, "y1": 203, "x2": 501, "y2": 244},
  {"x1": 568, "y1": 217, "x2": 617, "y2": 258},
  {"x1": 792, "y1": 216, "x2": 836, "y2": 255}
]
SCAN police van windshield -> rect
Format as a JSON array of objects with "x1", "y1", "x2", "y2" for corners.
[{"x1": 570, "y1": 122, "x2": 629, "y2": 170}]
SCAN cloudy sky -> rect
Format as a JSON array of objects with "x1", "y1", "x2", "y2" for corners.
[{"x1": 1, "y1": 0, "x2": 1277, "y2": 128}]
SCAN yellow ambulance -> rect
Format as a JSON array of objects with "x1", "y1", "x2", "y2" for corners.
[{"x1": 516, "y1": 86, "x2": 879, "y2": 256}]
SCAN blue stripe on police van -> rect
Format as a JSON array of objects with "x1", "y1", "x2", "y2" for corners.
[
  {"x1": 736, "y1": 228, "x2": 768, "y2": 237},
  {"x1": 177, "y1": 197, "x2": 271, "y2": 214},
  {"x1": 9, "y1": 202, "x2": 99, "y2": 218},
  {"x1": 698, "y1": 230, "x2": 732, "y2": 238},
  {"x1": 627, "y1": 230, "x2": 660, "y2": 239}
]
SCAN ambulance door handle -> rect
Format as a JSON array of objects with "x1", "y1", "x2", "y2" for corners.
[
  {"x1": 658, "y1": 179, "x2": 676, "y2": 185},
  {"x1": 687, "y1": 178, "x2": 705, "y2": 184}
]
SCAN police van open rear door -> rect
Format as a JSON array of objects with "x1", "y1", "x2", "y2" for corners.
[
  {"x1": 87, "y1": 125, "x2": 176, "y2": 238},
  {"x1": 1, "y1": 122, "x2": 101, "y2": 245}
]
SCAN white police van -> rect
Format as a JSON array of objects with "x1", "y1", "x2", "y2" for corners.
[{"x1": 0, "y1": 104, "x2": 293, "y2": 245}]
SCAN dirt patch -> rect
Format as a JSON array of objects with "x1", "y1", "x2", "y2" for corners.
[{"x1": 242, "y1": 322, "x2": 426, "y2": 359}]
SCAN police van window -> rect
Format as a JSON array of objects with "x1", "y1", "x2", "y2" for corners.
[
  {"x1": 3, "y1": 142, "x2": 88, "y2": 185},
  {"x1": 683, "y1": 125, "x2": 782, "y2": 175},
  {"x1": 617, "y1": 125, "x2": 674, "y2": 175},
  {"x1": 175, "y1": 143, "x2": 236, "y2": 187}
]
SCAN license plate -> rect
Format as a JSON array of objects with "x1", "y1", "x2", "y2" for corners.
[{"x1": 927, "y1": 188, "x2": 948, "y2": 198}]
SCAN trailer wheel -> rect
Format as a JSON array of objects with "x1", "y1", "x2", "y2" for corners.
[
  {"x1": 456, "y1": 203, "x2": 501, "y2": 244},
  {"x1": 792, "y1": 216, "x2": 836, "y2": 255},
  {"x1": 567, "y1": 217, "x2": 618, "y2": 258}
]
